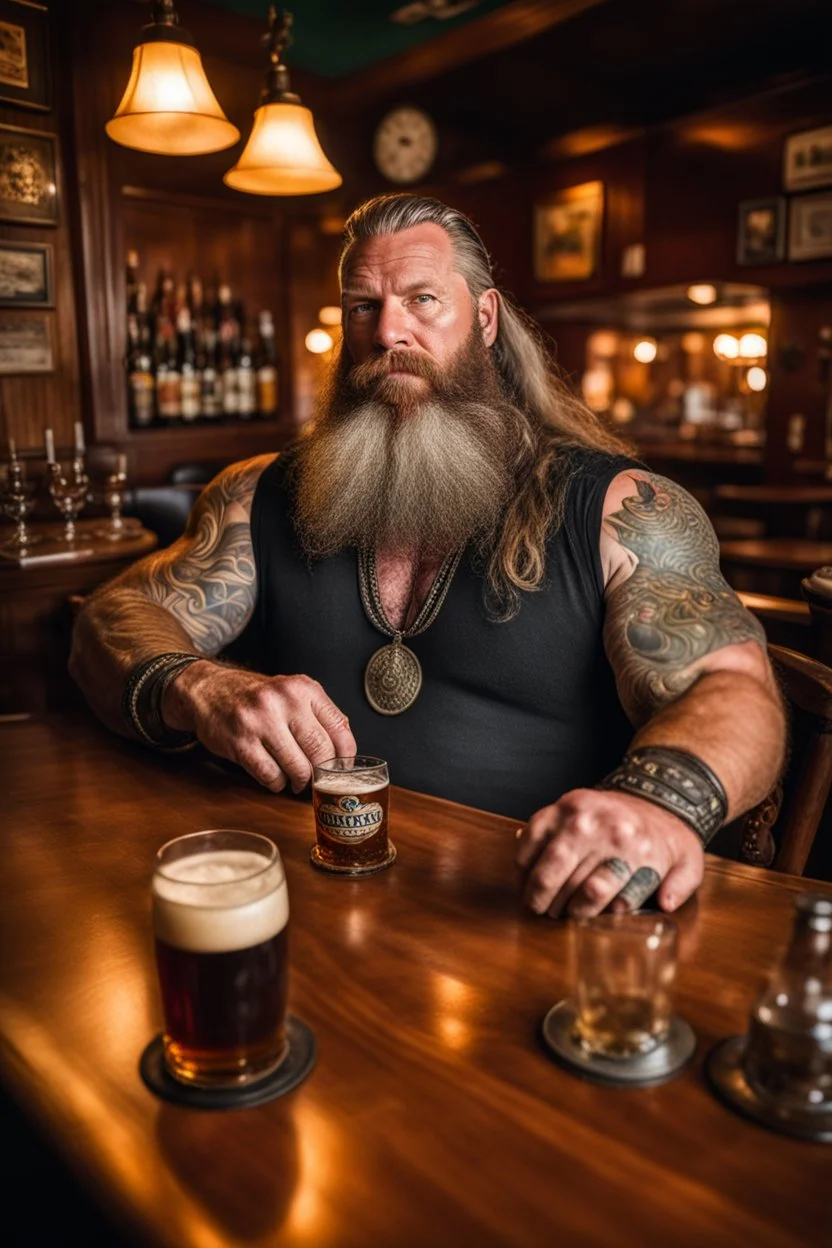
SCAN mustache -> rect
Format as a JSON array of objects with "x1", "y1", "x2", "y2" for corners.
[{"x1": 348, "y1": 350, "x2": 443, "y2": 392}]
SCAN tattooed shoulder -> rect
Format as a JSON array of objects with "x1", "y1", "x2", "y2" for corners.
[
  {"x1": 601, "y1": 471, "x2": 766, "y2": 721},
  {"x1": 119, "y1": 454, "x2": 276, "y2": 654}
]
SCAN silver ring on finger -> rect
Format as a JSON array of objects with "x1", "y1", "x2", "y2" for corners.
[
  {"x1": 612, "y1": 865, "x2": 661, "y2": 911},
  {"x1": 601, "y1": 857, "x2": 632, "y2": 882}
]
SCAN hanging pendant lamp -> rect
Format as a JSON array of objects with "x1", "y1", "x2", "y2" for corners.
[
  {"x1": 106, "y1": 0, "x2": 240, "y2": 156},
  {"x1": 224, "y1": 7, "x2": 342, "y2": 197}
]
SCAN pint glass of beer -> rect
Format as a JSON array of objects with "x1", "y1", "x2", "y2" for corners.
[
  {"x1": 311, "y1": 755, "x2": 394, "y2": 874},
  {"x1": 152, "y1": 829, "x2": 290, "y2": 1087}
]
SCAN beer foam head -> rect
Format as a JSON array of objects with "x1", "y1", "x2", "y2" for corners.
[
  {"x1": 153, "y1": 850, "x2": 289, "y2": 953},
  {"x1": 313, "y1": 770, "x2": 388, "y2": 795}
]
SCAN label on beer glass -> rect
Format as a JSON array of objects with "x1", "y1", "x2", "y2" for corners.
[{"x1": 316, "y1": 794, "x2": 384, "y2": 843}]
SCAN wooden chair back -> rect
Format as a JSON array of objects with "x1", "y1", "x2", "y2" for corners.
[{"x1": 739, "y1": 644, "x2": 832, "y2": 877}]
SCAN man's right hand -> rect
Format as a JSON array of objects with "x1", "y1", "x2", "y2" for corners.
[{"x1": 163, "y1": 661, "x2": 357, "y2": 794}]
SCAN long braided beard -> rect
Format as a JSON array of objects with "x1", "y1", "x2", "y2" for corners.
[{"x1": 292, "y1": 326, "x2": 527, "y2": 558}]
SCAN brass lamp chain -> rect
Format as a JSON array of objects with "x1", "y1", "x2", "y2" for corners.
[{"x1": 260, "y1": 7, "x2": 299, "y2": 104}]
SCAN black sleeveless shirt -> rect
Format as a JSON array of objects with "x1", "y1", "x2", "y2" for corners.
[{"x1": 242, "y1": 448, "x2": 641, "y2": 821}]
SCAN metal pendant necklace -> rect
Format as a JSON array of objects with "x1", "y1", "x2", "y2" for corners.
[{"x1": 358, "y1": 546, "x2": 463, "y2": 715}]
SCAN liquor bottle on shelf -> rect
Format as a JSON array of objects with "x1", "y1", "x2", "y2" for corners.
[
  {"x1": 220, "y1": 333, "x2": 240, "y2": 418},
  {"x1": 237, "y1": 334, "x2": 257, "y2": 419},
  {"x1": 178, "y1": 308, "x2": 201, "y2": 423},
  {"x1": 257, "y1": 310, "x2": 279, "y2": 419},
  {"x1": 126, "y1": 313, "x2": 155, "y2": 429},
  {"x1": 199, "y1": 327, "x2": 223, "y2": 420},
  {"x1": 126, "y1": 249, "x2": 140, "y2": 316},
  {"x1": 157, "y1": 330, "x2": 182, "y2": 424}
]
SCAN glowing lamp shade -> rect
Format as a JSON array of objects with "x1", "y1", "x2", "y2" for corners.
[
  {"x1": 305, "y1": 328, "x2": 334, "y2": 354},
  {"x1": 224, "y1": 103, "x2": 342, "y2": 195},
  {"x1": 106, "y1": 41, "x2": 240, "y2": 155}
]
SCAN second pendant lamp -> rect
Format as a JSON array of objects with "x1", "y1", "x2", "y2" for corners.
[{"x1": 225, "y1": 7, "x2": 342, "y2": 197}]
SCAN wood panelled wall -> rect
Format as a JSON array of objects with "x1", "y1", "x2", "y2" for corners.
[{"x1": 0, "y1": 4, "x2": 81, "y2": 459}]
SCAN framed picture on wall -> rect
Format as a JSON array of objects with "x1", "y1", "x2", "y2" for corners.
[
  {"x1": 0, "y1": 309, "x2": 52, "y2": 371},
  {"x1": 788, "y1": 191, "x2": 832, "y2": 262},
  {"x1": 534, "y1": 181, "x2": 604, "y2": 282},
  {"x1": 736, "y1": 197, "x2": 785, "y2": 265},
  {"x1": 0, "y1": 239, "x2": 51, "y2": 305},
  {"x1": 784, "y1": 126, "x2": 832, "y2": 193},
  {"x1": 0, "y1": 123, "x2": 57, "y2": 224},
  {"x1": 0, "y1": 1, "x2": 50, "y2": 111}
]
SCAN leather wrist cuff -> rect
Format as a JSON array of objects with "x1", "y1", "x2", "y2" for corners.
[
  {"x1": 597, "y1": 746, "x2": 728, "y2": 846},
  {"x1": 123, "y1": 652, "x2": 202, "y2": 751}
]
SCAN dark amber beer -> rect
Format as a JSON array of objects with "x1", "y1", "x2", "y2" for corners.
[
  {"x1": 152, "y1": 829, "x2": 289, "y2": 1086},
  {"x1": 311, "y1": 756, "x2": 393, "y2": 874}
]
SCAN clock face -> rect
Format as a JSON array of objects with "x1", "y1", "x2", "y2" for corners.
[{"x1": 373, "y1": 107, "x2": 438, "y2": 185}]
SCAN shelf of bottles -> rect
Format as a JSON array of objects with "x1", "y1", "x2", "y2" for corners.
[{"x1": 125, "y1": 251, "x2": 280, "y2": 431}]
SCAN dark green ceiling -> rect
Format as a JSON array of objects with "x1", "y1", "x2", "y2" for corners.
[{"x1": 203, "y1": 0, "x2": 512, "y2": 77}]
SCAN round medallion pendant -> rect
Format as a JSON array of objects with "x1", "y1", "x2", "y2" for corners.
[{"x1": 365, "y1": 641, "x2": 422, "y2": 715}]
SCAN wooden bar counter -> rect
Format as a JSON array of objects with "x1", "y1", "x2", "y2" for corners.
[{"x1": 1, "y1": 712, "x2": 829, "y2": 1247}]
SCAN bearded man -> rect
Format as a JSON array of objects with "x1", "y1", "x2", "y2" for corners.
[{"x1": 70, "y1": 194, "x2": 785, "y2": 918}]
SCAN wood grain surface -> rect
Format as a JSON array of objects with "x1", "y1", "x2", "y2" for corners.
[{"x1": 1, "y1": 712, "x2": 830, "y2": 1248}]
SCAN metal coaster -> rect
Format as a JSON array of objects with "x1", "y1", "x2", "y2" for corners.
[
  {"x1": 705, "y1": 1035, "x2": 832, "y2": 1143},
  {"x1": 309, "y1": 842, "x2": 397, "y2": 876},
  {"x1": 541, "y1": 998, "x2": 696, "y2": 1088},
  {"x1": 139, "y1": 1015, "x2": 316, "y2": 1110}
]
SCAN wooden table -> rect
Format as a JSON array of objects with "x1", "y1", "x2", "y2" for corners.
[
  {"x1": 2, "y1": 713, "x2": 830, "y2": 1248},
  {"x1": 720, "y1": 538, "x2": 832, "y2": 599}
]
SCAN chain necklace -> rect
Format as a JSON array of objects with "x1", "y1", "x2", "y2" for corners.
[{"x1": 358, "y1": 546, "x2": 463, "y2": 715}]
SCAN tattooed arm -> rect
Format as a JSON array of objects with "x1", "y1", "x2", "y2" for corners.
[
  {"x1": 70, "y1": 454, "x2": 356, "y2": 792},
  {"x1": 517, "y1": 470, "x2": 785, "y2": 920}
]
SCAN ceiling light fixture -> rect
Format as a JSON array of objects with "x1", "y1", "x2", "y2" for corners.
[
  {"x1": 224, "y1": 7, "x2": 342, "y2": 197},
  {"x1": 106, "y1": 0, "x2": 240, "y2": 156}
]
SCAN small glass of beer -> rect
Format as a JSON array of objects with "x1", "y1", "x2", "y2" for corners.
[
  {"x1": 152, "y1": 829, "x2": 290, "y2": 1087},
  {"x1": 311, "y1": 755, "x2": 394, "y2": 875},
  {"x1": 572, "y1": 912, "x2": 678, "y2": 1059}
]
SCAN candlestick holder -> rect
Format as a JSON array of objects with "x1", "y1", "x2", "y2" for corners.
[
  {"x1": 95, "y1": 458, "x2": 130, "y2": 541},
  {"x1": 47, "y1": 454, "x2": 89, "y2": 544},
  {"x1": 1, "y1": 456, "x2": 39, "y2": 553}
]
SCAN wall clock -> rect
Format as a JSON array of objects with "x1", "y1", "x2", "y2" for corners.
[{"x1": 373, "y1": 106, "x2": 438, "y2": 185}]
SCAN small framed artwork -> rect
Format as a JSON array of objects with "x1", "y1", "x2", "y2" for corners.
[
  {"x1": 0, "y1": 309, "x2": 52, "y2": 371},
  {"x1": 0, "y1": 1, "x2": 50, "y2": 112},
  {"x1": 534, "y1": 181, "x2": 604, "y2": 282},
  {"x1": 0, "y1": 239, "x2": 51, "y2": 305},
  {"x1": 784, "y1": 126, "x2": 832, "y2": 193},
  {"x1": 788, "y1": 192, "x2": 832, "y2": 262},
  {"x1": 0, "y1": 123, "x2": 57, "y2": 225},
  {"x1": 737, "y1": 197, "x2": 785, "y2": 265}
]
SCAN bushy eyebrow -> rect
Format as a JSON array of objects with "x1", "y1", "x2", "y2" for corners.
[{"x1": 341, "y1": 280, "x2": 444, "y2": 300}]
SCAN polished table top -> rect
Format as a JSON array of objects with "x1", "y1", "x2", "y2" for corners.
[{"x1": 1, "y1": 712, "x2": 830, "y2": 1248}]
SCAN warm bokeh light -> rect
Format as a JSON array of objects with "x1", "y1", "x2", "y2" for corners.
[
  {"x1": 587, "y1": 329, "x2": 619, "y2": 358},
  {"x1": 633, "y1": 338, "x2": 658, "y2": 364},
  {"x1": 106, "y1": 41, "x2": 239, "y2": 155},
  {"x1": 305, "y1": 328, "x2": 334, "y2": 354},
  {"x1": 713, "y1": 333, "x2": 740, "y2": 361},
  {"x1": 686, "y1": 284, "x2": 718, "y2": 305},
  {"x1": 682, "y1": 332, "x2": 706, "y2": 354},
  {"x1": 739, "y1": 332, "x2": 767, "y2": 360},
  {"x1": 224, "y1": 102, "x2": 342, "y2": 195},
  {"x1": 746, "y1": 366, "x2": 767, "y2": 392},
  {"x1": 318, "y1": 305, "x2": 342, "y2": 326}
]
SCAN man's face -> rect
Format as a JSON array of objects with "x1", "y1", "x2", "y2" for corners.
[{"x1": 341, "y1": 222, "x2": 479, "y2": 401}]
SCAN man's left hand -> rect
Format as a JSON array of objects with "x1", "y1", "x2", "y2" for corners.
[{"x1": 515, "y1": 789, "x2": 704, "y2": 918}]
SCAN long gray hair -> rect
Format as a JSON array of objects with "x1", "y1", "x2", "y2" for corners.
[{"x1": 339, "y1": 194, "x2": 631, "y2": 616}]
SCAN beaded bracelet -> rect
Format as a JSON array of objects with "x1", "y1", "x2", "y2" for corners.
[
  {"x1": 123, "y1": 652, "x2": 204, "y2": 751},
  {"x1": 597, "y1": 745, "x2": 728, "y2": 846}
]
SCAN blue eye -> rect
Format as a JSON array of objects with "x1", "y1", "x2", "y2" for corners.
[
  {"x1": 414, "y1": 294, "x2": 434, "y2": 304},
  {"x1": 349, "y1": 302, "x2": 375, "y2": 316}
]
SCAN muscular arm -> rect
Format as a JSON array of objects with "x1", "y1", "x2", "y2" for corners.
[
  {"x1": 69, "y1": 454, "x2": 273, "y2": 736},
  {"x1": 517, "y1": 469, "x2": 786, "y2": 919},
  {"x1": 601, "y1": 471, "x2": 785, "y2": 815}
]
